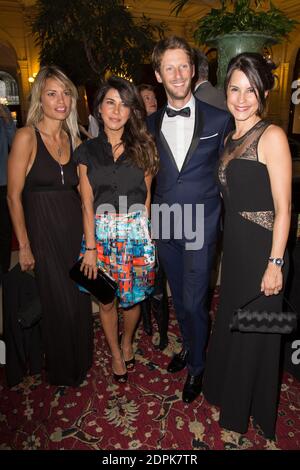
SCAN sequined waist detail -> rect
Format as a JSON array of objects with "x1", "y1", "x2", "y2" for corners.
[
  {"x1": 218, "y1": 160, "x2": 227, "y2": 186},
  {"x1": 238, "y1": 210, "x2": 274, "y2": 231}
]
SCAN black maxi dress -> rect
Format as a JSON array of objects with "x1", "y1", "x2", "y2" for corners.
[
  {"x1": 22, "y1": 128, "x2": 93, "y2": 386},
  {"x1": 203, "y1": 120, "x2": 287, "y2": 439}
]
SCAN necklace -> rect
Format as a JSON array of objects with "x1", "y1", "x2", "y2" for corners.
[
  {"x1": 111, "y1": 141, "x2": 123, "y2": 162},
  {"x1": 37, "y1": 127, "x2": 66, "y2": 185},
  {"x1": 57, "y1": 146, "x2": 65, "y2": 185}
]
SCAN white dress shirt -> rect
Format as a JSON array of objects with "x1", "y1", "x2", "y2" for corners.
[{"x1": 161, "y1": 95, "x2": 195, "y2": 172}]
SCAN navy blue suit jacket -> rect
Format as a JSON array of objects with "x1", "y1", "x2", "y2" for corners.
[{"x1": 147, "y1": 98, "x2": 232, "y2": 246}]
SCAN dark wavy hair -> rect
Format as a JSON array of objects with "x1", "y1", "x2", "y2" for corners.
[
  {"x1": 93, "y1": 76, "x2": 159, "y2": 175},
  {"x1": 225, "y1": 52, "x2": 276, "y2": 116}
]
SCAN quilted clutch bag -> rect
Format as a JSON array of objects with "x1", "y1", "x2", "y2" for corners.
[{"x1": 229, "y1": 294, "x2": 298, "y2": 334}]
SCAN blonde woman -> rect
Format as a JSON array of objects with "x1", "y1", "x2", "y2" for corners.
[{"x1": 7, "y1": 66, "x2": 93, "y2": 386}]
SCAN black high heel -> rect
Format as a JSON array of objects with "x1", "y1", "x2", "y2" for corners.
[
  {"x1": 119, "y1": 333, "x2": 135, "y2": 370},
  {"x1": 124, "y1": 357, "x2": 135, "y2": 369},
  {"x1": 112, "y1": 355, "x2": 128, "y2": 383},
  {"x1": 113, "y1": 370, "x2": 128, "y2": 383}
]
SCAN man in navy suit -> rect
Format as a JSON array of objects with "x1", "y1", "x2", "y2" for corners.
[{"x1": 147, "y1": 36, "x2": 232, "y2": 403}]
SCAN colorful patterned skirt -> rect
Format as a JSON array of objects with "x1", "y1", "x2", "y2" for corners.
[{"x1": 80, "y1": 211, "x2": 156, "y2": 308}]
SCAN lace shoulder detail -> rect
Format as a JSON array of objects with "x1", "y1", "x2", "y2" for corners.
[{"x1": 218, "y1": 120, "x2": 270, "y2": 187}]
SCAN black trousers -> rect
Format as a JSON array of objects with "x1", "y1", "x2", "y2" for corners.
[
  {"x1": 0, "y1": 185, "x2": 12, "y2": 280},
  {"x1": 157, "y1": 239, "x2": 216, "y2": 376}
]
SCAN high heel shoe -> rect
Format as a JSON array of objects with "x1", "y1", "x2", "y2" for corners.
[
  {"x1": 113, "y1": 370, "x2": 128, "y2": 383},
  {"x1": 119, "y1": 333, "x2": 135, "y2": 370},
  {"x1": 112, "y1": 355, "x2": 128, "y2": 383},
  {"x1": 124, "y1": 357, "x2": 135, "y2": 370}
]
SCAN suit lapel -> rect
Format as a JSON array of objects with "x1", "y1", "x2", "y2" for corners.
[
  {"x1": 180, "y1": 99, "x2": 204, "y2": 172},
  {"x1": 155, "y1": 106, "x2": 179, "y2": 172}
]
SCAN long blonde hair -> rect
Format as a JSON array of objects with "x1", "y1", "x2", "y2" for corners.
[{"x1": 26, "y1": 65, "x2": 79, "y2": 148}]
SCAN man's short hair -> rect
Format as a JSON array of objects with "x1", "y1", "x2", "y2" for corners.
[
  {"x1": 152, "y1": 36, "x2": 194, "y2": 73},
  {"x1": 194, "y1": 49, "x2": 209, "y2": 81}
]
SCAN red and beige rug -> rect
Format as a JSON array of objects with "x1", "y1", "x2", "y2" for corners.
[{"x1": 0, "y1": 294, "x2": 299, "y2": 450}]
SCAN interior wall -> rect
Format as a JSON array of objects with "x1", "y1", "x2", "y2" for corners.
[{"x1": 1, "y1": 0, "x2": 300, "y2": 132}]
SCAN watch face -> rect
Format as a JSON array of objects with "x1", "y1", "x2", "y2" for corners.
[{"x1": 269, "y1": 257, "x2": 284, "y2": 267}]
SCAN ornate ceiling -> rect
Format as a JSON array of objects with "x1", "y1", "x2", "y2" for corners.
[{"x1": 17, "y1": 1, "x2": 300, "y2": 22}]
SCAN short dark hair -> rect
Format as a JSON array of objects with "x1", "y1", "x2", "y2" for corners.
[
  {"x1": 152, "y1": 36, "x2": 194, "y2": 72},
  {"x1": 194, "y1": 49, "x2": 209, "y2": 81},
  {"x1": 225, "y1": 52, "x2": 276, "y2": 116},
  {"x1": 137, "y1": 84, "x2": 156, "y2": 94}
]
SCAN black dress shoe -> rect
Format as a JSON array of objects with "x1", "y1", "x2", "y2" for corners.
[
  {"x1": 182, "y1": 373, "x2": 203, "y2": 403},
  {"x1": 167, "y1": 349, "x2": 188, "y2": 373}
]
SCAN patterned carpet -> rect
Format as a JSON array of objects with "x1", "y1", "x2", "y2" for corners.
[{"x1": 0, "y1": 293, "x2": 300, "y2": 451}]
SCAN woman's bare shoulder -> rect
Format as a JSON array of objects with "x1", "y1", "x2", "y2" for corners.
[
  {"x1": 10, "y1": 127, "x2": 36, "y2": 165},
  {"x1": 14, "y1": 126, "x2": 36, "y2": 145},
  {"x1": 16, "y1": 126, "x2": 35, "y2": 137},
  {"x1": 262, "y1": 123, "x2": 287, "y2": 142}
]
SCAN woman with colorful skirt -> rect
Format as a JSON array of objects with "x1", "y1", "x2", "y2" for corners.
[{"x1": 74, "y1": 76, "x2": 159, "y2": 382}]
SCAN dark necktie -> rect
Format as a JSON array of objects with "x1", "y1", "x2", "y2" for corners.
[{"x1": 165, "y1": 106, "x2": 191, "y2": 118}]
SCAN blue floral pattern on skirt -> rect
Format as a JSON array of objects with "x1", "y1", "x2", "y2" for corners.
[{"x1": 80, "y1": 211, "x2": 156, "y2": 308}]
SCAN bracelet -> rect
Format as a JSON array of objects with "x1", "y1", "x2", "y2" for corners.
[{"x1": 85, "y1": 246, "x2": 97, "y2": 251}]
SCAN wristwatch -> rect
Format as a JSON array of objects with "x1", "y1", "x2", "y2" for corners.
[{"x1": 268, "y1": 257, "x2": 284, "y2": 267}]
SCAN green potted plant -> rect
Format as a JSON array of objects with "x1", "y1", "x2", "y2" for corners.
[{"x1": 171, "y1": 0, "x2": 298, "y2": 86}]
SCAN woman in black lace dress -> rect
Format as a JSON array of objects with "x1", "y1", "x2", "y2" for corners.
[
  {"x1": 7, "y1": 66, "x2": 93, "y2": 386},
  {"x1": 203, "y1": 53, "x2": 292, "y2": 439}
]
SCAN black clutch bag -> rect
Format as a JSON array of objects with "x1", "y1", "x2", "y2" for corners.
[
  {"x1": 69, "y1": 258, "x2": 117, "y2": 305},
  {"x1": 229, "y1": 293, "x2": 298, "y2": 334}
]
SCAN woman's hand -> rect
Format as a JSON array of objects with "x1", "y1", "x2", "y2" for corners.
[
  {"x1": 260, "y1": 264, "x2": 283, "y2": 296},
  {"x1": 80, "y1": 250, "x2": 98, "y2": 280},
  {"x1": 19, "y1": 245, "x2": 35, "y2": 271}
]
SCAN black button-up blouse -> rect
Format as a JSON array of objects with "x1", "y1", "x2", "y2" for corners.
[{"x1": 73, "y1": 132, "x2": 147, "y2": 213}]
